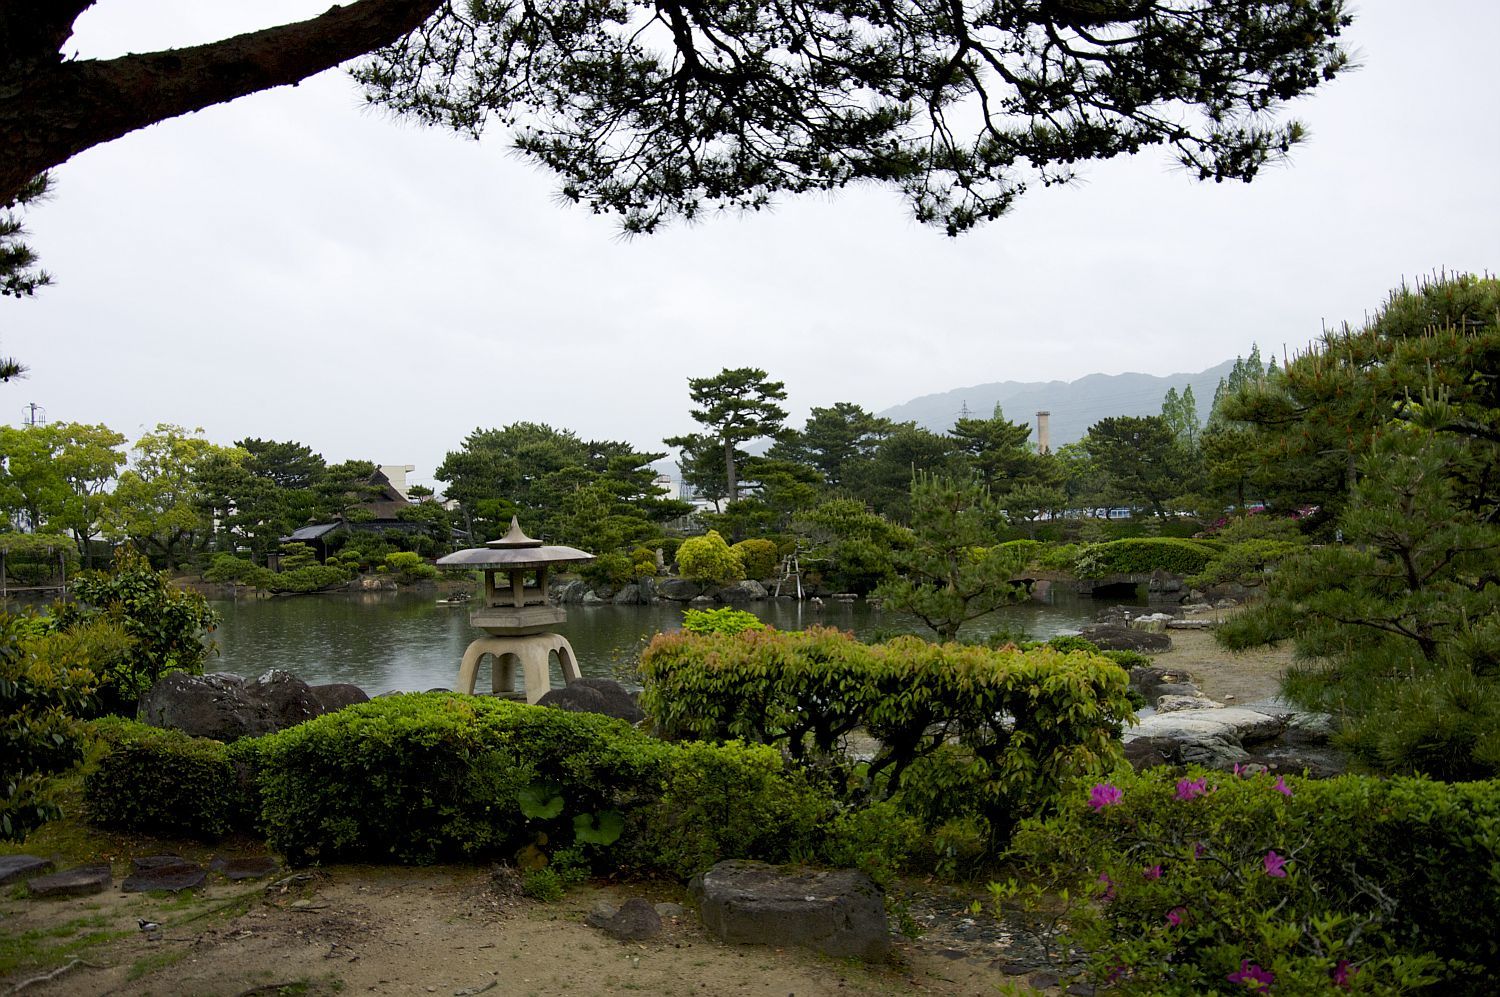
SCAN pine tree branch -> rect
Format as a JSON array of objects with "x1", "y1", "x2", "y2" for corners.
[{"x1": 0, "y1": 0, "x2": 443, "y2": 204}]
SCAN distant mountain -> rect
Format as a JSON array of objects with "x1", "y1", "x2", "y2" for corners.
[{"x1": 878, "y1": 358, "x2": 1237, "y2": 448}]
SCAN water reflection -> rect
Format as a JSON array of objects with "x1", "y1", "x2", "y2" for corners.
[{"x1": 209, "y1": 587, "x2": 1143, "y2": 695}]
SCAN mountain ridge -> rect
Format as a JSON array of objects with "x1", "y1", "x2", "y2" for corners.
[{"x1": 877, "y1": 358, "x2": 1237, "y2": 447}]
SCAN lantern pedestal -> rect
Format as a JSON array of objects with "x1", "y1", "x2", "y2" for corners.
[
  {"x1": 436, "y1": 518, "x2": 596, "y2": 704},
  {"x1": 454, "y1": 633, "x2": 582, "y2": 703}
]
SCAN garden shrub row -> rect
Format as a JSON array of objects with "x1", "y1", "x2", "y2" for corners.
[
  {"x1": 638, "y1": 626, "x2": 1135, "y2": 844},
  {"x1": 1003, "y1": 768, "x2": 1500, "y2": 995},
  {"x1": 1072, "y1": 537, "x2": 1222, "y2": 578},
  {"x1": 84, "y1": 717, "x2": 259, "y2": 840},
  {"x1": 82, "y1": 696, "x2": 840, "y2": 879}
]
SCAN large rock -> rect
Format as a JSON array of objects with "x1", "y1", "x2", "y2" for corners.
[
  {"x1": 611, "y1": 584, "x2": 645, "y2": 605},
  {"x1": 587, "y1": 898, "x2": 663, "y2": 941},
  {"x1": 0, "y1": 855, "x2": 53, "y2": 886},
  {"x1": 140, "y1": 669, "x2": 368, "y2": 740},
  {"x1": 656, "y1": 578, "x2": 702, "y2": 602},
  {"x1": 1077, "y1": 624, "x2": 1171, "y2": 654},
  {"x1": 248, "y1": 669, "x2": 322, "y2": 729},
  {"x1": 1128, "y1": 666, "x2": 1196, "y2": 702},
  {"x1": 139, "y1": 672, "x2": 273, "y2": 741},
  {"x1": 122, "y1": 856, "x2": 206, "y2": 893},
  {"x1": 690, "y1": 860, "x2": 890, "y2": 961},
  {"x1": 310, "y1": 683, "x2": 369, "y2": 713},
  {"x1": 717, "y1": 580, "x2": 768, "y2": 603},
  {"x1": 537, "y1": 678, "x2": 644, "y2": 724},
  {"x1": 27, "y1": 863, "x2": 112, "y2": 899}
]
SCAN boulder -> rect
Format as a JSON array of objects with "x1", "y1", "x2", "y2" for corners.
[
  {"x1": 612, "y1": 584, "x2": 644, "y2": 605},
  {"x1": 139, "y1": 672, "x2": 274, "y2": 741},
  {"x1": 1128, "y1": 666, "x2": 1196, "y2": 702},
  {"x1": 140, "y1": 669, "x2": 369, "y2": 740},
  {"x1": 1156, "y1": 694, "x2": 1224, "y2": 713},
  {"x1": 309, "y1": 683, "x2": 369, "y2": 713},
  {"x1": 717, "y1": 580, "x2": 768, "y2": 603},
  {"x1": 26, "y1": 863, "x2": 112, "y2": 899},
  {"x1": 587, "y1": 897, "x2": 663, "y2": 941},
  {"x1": 1078, "y1": 624, "x2": 1171, "y2": 654},
  {"x1": 690, "y1": 860, "x2": 890, "y2": 961},
  {"x1": 537, "y1": 678, "x2": 644, "y2": 724},
  {"x1": 656, "y1": 578, "x2": 702, "y2": 602},
  {"x1": 552, "y1": 580, "x2": 589, "y2": 604},
  {"x1": 0, "y1": 855, "x2": 53, "y2": 886},
  {"x1": 581, "y1": 590, "x2": 608, "y2": 605},
  {"x1": 1130, "y1": 707, "x2": 1288, "y2": 745},
  {"x1": 249, "y1": 669, "x2": 322, "y2": 729}
]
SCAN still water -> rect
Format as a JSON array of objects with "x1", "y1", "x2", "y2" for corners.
[{"x1": 208, "y1": 585, "x2": 1142, "y2": 695}]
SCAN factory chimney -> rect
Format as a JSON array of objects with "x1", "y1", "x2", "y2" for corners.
[{"x1": 1036, "y1": 411, "x2": 1051, "y2": 455}]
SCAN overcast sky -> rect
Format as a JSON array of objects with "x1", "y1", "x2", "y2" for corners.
[{"x1": 4, "y1": 1, "x2": 1497, "y2": 489}]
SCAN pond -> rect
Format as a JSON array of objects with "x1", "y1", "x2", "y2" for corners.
[{"x1": 207, "y1": 584, "x2": 1144, "y2": 695}]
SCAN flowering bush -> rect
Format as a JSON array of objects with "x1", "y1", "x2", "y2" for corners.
[{"x1": 996, "y1": 768, "x2": 1499, "y2": 994}]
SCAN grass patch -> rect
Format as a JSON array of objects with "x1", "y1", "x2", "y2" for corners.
[
  {"x1": 0, "y1": 918, "x2": 127, "y2": 977},
  {"x1": 126, "y1": 944, "x2": 189, "y2": 981}
]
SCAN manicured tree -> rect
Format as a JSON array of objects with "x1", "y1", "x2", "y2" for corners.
[
  {"x1": 666, "y1": 368, "x2": 788, "y2": 506},
  {"x1": 874, "y1": 475, "x2": 1028, "y2": 641},
  {"x1": 675, "y1": 530, "x2": 745, "y2": 587}
]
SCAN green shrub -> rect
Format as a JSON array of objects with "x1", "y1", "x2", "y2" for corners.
[
  {"x1": 1, "y1": 612, "x2": 98, "y2": 840},
  {"x1": 1001, "y1": 768, "x2": 1498, "y2": 994},
  {"x1": 1073, "y1": 538, "x2": 1220, "y2": 579},
  {"x1": 1186, "y1": 538, "x2": 1304, "y2": 590},
  {"x1": 675, "y1": 530, "x2": 744, "y2": 586},
  {"x1": 730, "y1": 538, "x2": 779, "y2": 580},
  {"x1": 579, "y1": 550, "x2": 636, "y2": 588},
  {"x1": 49, "y1": 547, "x2": 220, "y2": 714},
  {"x1": 679, "y1": 607, "x2": 767, "y2": 636},
  {"x1": 203, "y1": 553, "x2": 275, "y2": 588},
  {"x1": 647, "y1": 740, "x2": 827, "y2": 879},
  {"x1": 253, "y1": 694, "x2": 835, "y2": 873},
  {"x1": 267, "y1": 563, "x2": 351, "y2": 593},
  {"x1": 639, "y1": 627, "x2": 1134, "y2": 846},
  {"x1": 383, "y1": 551, "x2": 438, "y2": 583},
  {"x1": 83, "y1": 717, "x2": 248, "y2": 840}
]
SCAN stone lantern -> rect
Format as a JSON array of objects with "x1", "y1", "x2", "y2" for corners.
[{"x1": 435, "y1": 517, "x2": 594, "y2": 703}]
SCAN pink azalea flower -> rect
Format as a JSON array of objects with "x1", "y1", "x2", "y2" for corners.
[
  {"x1": 1096, "y1": 871, "x2": 1115, "y2": 902},
  {"x1": 1332, "y1": 960, "x2": 1358, "y2": 989},
  {"x1": 1088, "y1": 783, "x2": 1123, "y2": 811},
  {"x1": 1227, "y1": 960, "x2": 1275, "y2": 992},
  {"x1": 1273, "y1": 775, "x2": 1293, "y2": 797},
  {"x1": 1233, "y1": 763, "x2": 1244, "y2": 778},
  {"x1": 1175, "y1": 777, "x2": 1210, "y2": 801},
  {"x1": 1143, "y1": 864, "x2": 1163, "y2": 880},
  {"x1": 1166, "y1": 906, "x2": 1187, "y2": 927},
  {"x1": 1263, "y1": 850, "x2": 1288, "y2": 878}
]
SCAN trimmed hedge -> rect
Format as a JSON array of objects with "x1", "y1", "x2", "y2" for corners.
[
  {"x1": 1004, "y1": 768, "x2": 1500, "y2": 994},
  {"x1": 1073, "y1": 538, "x2": 1221, "y2": 578},
  {"x1": 84, "y1": 717, "x2": 254, "y2": 840},
  {"x1": 638, "y1": 626, "x2": 1134, "y2": 843},
  {"x1": 253, "y1": 694, "x2": 829, "y2": 872}
]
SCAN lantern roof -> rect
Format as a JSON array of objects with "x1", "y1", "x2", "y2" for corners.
[{"x1": 436, "y1": 517, "x2": 593, "y2": 571}]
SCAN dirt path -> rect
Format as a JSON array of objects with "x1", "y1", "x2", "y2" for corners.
[
  {"x1": 2, "y1": 864, "x2": 1051, "y2": 997},
  {"x1": 1151, "y1": 608, "x2": 1296, "y2": 707}
]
